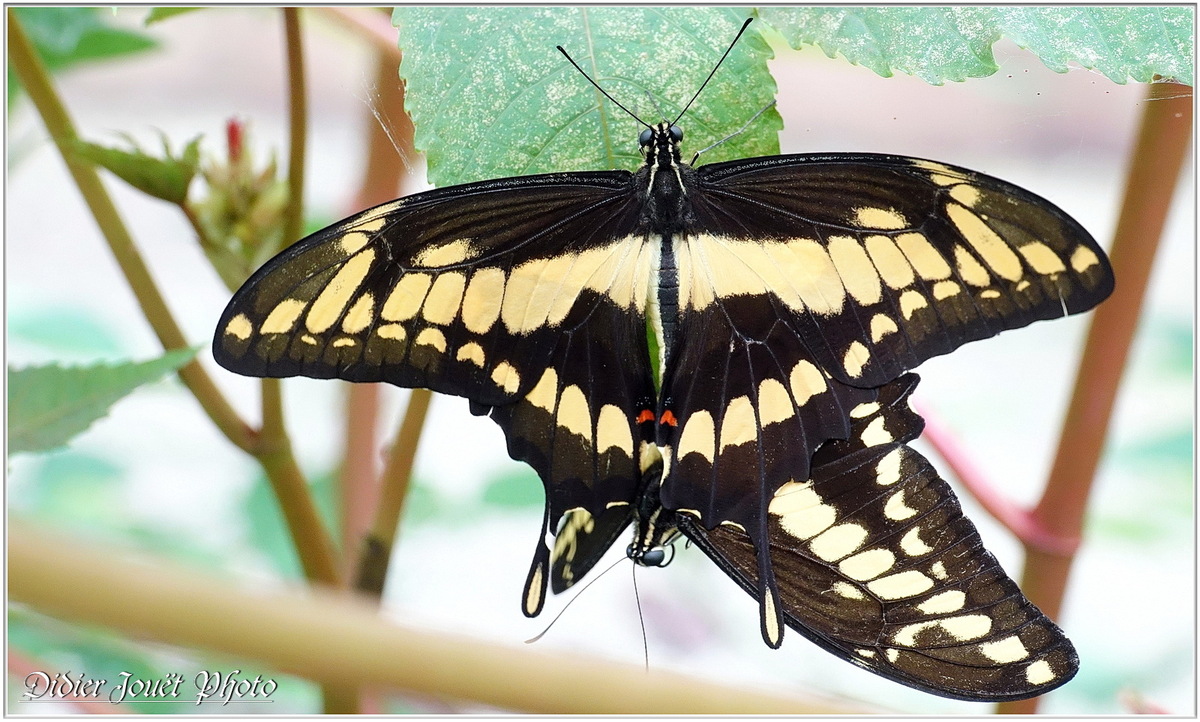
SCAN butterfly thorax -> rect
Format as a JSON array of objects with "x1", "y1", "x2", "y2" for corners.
[{"x1": 637, "y1": 122, "x2": 694, "y2": 236}]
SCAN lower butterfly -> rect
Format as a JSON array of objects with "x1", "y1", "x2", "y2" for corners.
[{"x1": 214, "y1": 18, "x2": 1111, "y2": 702}]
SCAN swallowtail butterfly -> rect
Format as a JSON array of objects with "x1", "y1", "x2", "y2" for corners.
[{"x1": 214, "y1": 19, "x2": 1112, "y2": 702}]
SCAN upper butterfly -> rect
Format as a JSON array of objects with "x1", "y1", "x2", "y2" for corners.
[{"x1": 214, "y1": 18, "x2": 1112, "y2": 703}]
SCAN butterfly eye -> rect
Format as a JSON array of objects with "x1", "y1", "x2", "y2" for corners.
[
  {"x1": 638, "y1": 128, "x2": 654, "y2": 147},
  {"x1": 669, "y1": 125, "x2": 683, "y2": 142},
  {"x1": 633, "y1": 545, "x2": 674, "y2": 568}
]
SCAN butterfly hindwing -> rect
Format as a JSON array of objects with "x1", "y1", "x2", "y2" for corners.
[{"x1": 676, "y1": 373, "x2": 1079, "y2": 701}]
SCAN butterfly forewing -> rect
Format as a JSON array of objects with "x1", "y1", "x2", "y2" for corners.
[
  {"x1": 685, "y1": 154, "x2": 1113, "y2": 388},
  {"x1": 216, "y1": 172, "x2": 647, "y2": 399},
  {"x1": 676, "y1": 373, "x2": 1079, "y2": 701}
]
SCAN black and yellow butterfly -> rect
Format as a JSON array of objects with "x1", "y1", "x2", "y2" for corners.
[{"x1": 214, "y1": 20, "x2": 1112, "y2": 702}]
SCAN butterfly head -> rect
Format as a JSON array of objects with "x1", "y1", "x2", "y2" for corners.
[{"x1": 638, "y1": 122, "x2": 684, "y2": 169}]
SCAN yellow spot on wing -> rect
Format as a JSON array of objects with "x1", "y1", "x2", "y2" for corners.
[
  {"x1": 596, "y1": 404, "x2": 633, "y2": 454},
  {"x1": 339, "y1": 231, "x2": 371, "y2": 254},
  {"x1": 946, "y1": 204, "x2": 1023, "y2": 281},
  {"x1": 490, "y1": 361, "x2": 521, "y2": 394},
  {"x1": 809, "y1": 523, "x2": 868, "y2": 561},
  {"x1": 860, "y1": 416, "x2": 892, "y2": 446},
  {"x1": 719, "y1": 396, "x2": 756, "y2": 450},
  {"x1": 835, "y1": 583, "x2": 865, "y2": 600},
  {"x1": 870, "y1": 314, "x2": 899, "y2": 343},
  {"x1": 1070, "y1": 245, "x2": 1100, "y2": 274},
  {"x1": 415, "y1": 327, "x2": 446, "y2": 352},
  {"x1": 524, "y1": 563, "x2": 544, "y2": 616},
  {"x1": 899, "y1": 290, "x2": 928, "y2": 319},
  {"x1": 876, "y1": 448, "x2": 903, "y2": 486},
  {"x1": 789, "y1": 360, "x2": 826, "y2": 406},
  {"x1": 225, "y1": 313, "x2": 253, "y2": 340},
  {"x1": 979, "y1": 636, "x2": 1030, "y2": 663},
  {"x1": 828, "y1": 235, "x2": 883, "y2": 305},
  {"x1": 376, "y1": 323, "x2": 406, "y2": 341},
  {"x1": 865, "y1": 235, "x2": 916, "y2": 290},
  {"x1": 917, "y1": 590, "x2": 966, "y2": 614},
  {"x1": 414, "y1": 239, "x2": 478, "y2": 268},
  {"x1": 421, "y1": 273, "x2": 466, "y2": 325},
  {"x1": 884, "y1": 490, "x2": 918, "y2": 520},
  {"x1": 948, "y1": 183, "x2": 981, "y2": 207},
  {"x1": 678, "y1": 410, "x2": 715, "y2": 461},
  {"x1": 756, "y1": 378, "x2": 793, "y2": 427},
  {"x1": 1019, "y1": 242, "x2": 1067, "y2": 275},
  {"x1": 899, "y1": 527, "x2": 933, "y2": 556},
  {"x1": 1025, "y1": 659, "x2": 1056, "y2": 684},
  {"x1": 262, "y1": 298, "x2": 306, "y2": 334},
  {"x1": 850, "y1": 402, "x2": 880, "y2": 419},
  {"x1": 461, "y1": 268, "x2": 505, "y2": 334},
  {"x1": 933, "y1": 280, "x2": 961, "y2": 300},
  {"x1": 843, "y1": 341, "x2": 870, "y2": 378},
  {"x1": 854, "y1": 206, "x2": 908, "y2": 230},
  {"x1": 525, "y1": 368, "x2": 558, "y2": 413},
  {"x1": 770, "y1": 481, "x2": 835, "y2": 539},
  {"x1": 556, "y1": 385, "x2": 591, "y2": 438},
  {"x1": 455, "y1": 342, "x2": 485, "y2": 367},
  {"x1": 763, "y1": 588, "x2": 782, "y2": 646},
  {"x1": 866, "y1": 570, "x2": 934, "y2": 599},
  {"x1": 940, "y1": 614, "x2": 992, "y2": 641},
  {"x1": 838, "y1": 548, "x2": 896, "y2": 581},
  {"x1": 896, "y1": 232, "x2": 952, "y2": 281},
  {"x1": 341, "y1": 293, "x2": 375, "y2": 334},
  {"x1": 306, "y1": 249, "x2": 376, "y2": 333},
  {"x1": 382, "y1": 273, "x2": 432, "y2": 322},
  {"x1": 953, "y1": 244, "x2": 992, "y2": 287}
]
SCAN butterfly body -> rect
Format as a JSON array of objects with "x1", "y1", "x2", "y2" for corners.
[{"x1": 216, "y1": 82, "x2": 1110, "y2": 699}]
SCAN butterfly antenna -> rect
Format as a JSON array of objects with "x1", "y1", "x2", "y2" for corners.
[
  {"x1": 632, "y1": 562, "x2": 650, "y2": 671},
  {"x1": 557, "y1": 45, "x2": 651, "y2": 128},
  {"x1": 689, "y1": 100, "x2": 776, "y2": 164},
  {"x1": 672, "y1": 17, "x2": 755, "y2": 125},
  {"x1": 524, "y1": 555, "x2": 627, "y2": 644}
]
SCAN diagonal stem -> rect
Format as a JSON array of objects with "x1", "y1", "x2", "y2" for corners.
[
  {"x1": 6, "y1": 10, "x2": 254, "y2": 453},
  {"x1": 997, "y1": 81, "x2": 1192, "y2": 714}
]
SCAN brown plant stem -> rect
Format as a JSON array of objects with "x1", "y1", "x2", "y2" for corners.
[
  {"x1": 339, "y1": 38, "x2": 417, "y2": 585},
  {"x1": 997, "y1": 81, "x2": 1192, "y2": 714},
  {"x1": 10, "y1": 519, "x2": 865, "y2": 714},
  {"x1": 281, "y1": 9, "x2": 355, "y2": 713},
  {"x1": 6, "y1": 11, "x2": 254, "y2": 454},
  {"x1": 282, "y1": 7, "x2": 308, "y2": 245},
  {"x1": 356, "y1": 389, "x2": 432, "y2": 597}
]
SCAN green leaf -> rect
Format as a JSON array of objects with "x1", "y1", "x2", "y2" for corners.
[
  {"x1": 9, "y1": 7, "x2": 157, "y2": 105},
  {"x1": 761, "y1": 7, "x2": 1194, "y2": 86},
  {"x1": 70, "y1": 133, "x2": 202, "y2": 205},
  {"x1": 7, "y1": 348, "x2": 198, "y2": 456},
  {"x1": 393, "y1": 7, "x2": 781, "y2": 187},
  {"x1": 144, "y1": 7, "x2": 202, "y2": 26}
]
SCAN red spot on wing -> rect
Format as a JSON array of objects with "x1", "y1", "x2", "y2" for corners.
[
  {"x1": 660, "y1": 410, "x2": 678, "y2": 427},
  {"x1": 636, "y1": 409, "x2": 656, "y2": 424}
]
